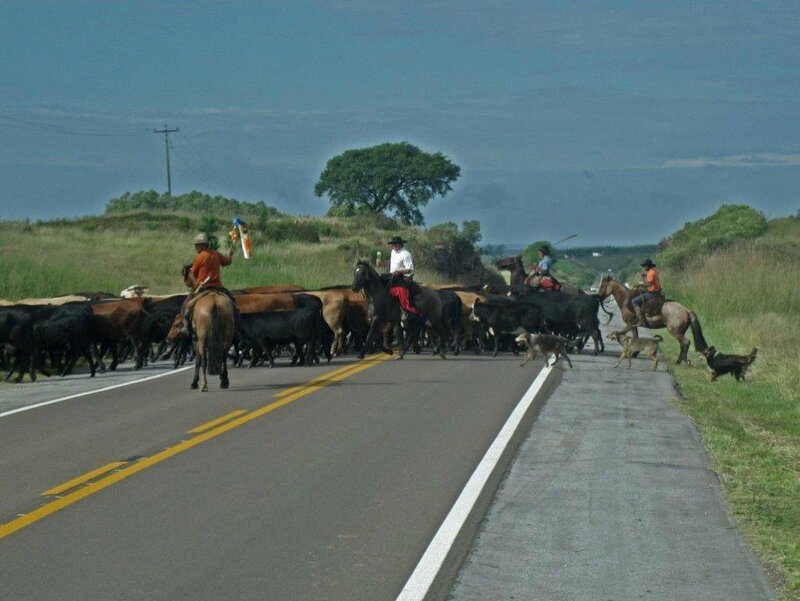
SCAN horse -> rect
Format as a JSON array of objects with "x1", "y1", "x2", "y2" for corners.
[
  {"x1": 351, "y1": 260, "x2": 448, "y2": 360},
  {"x1": 496, "y1": 255, "x2": 585, "y2": 296},
  {"x1": 495, "y1": 256, "x2": 527, "y2": 287},
  {"x1": 596, "y1": 275, "x2": 708, "y2": 365},
  {"x1": 189, "y1": 292, "x2": 235, "y2": 391}
]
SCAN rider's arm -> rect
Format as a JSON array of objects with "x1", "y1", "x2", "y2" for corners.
[{"x1": 219, "y1": 249, "x2": 233, "y2": 266}]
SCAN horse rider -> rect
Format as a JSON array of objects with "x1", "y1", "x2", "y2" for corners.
[
  {"x1": 179, "y1": 233, "x2": 240, "y2": 335},
  {"x1": 632, "y1": 258, "x2": 663, "y2": 325},
  {"x1": 533, "y1": 245, "x2": 561, "y2": 291},
  {"x1": 387, "y1": 236, "x2": 423, "y2": 317}
]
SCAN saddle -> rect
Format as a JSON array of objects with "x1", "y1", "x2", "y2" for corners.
[
  {"x1": 625, "y1": 290, "x2": 665, "y2": 321},
  {"x1": 526, "y1": 274, "x2": 561, "y2": 292}
]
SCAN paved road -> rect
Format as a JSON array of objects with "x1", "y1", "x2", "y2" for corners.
[
  {"x1": 0, "y1": 350, "x2": 548, "y2": 601},
  {"x1": 449, "y1": 310, "x2": 775, "y2": 601}
]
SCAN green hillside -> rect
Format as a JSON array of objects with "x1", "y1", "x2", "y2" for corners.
[{"x1": 0, "y1": 191, "x2": 500, "y2": 299}]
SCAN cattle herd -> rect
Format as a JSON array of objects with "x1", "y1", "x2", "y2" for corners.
[{"x1": 0, "y1": 278, "x2": 610, "y2": 384}]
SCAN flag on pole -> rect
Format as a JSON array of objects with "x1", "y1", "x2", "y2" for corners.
[{"x1": 232, "y1": 216, "x2": 252, "y2": 259}]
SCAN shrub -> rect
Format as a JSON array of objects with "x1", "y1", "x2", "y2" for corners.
[{"x1": 658, "y1": 204, "x2": 768, "y2": 270}]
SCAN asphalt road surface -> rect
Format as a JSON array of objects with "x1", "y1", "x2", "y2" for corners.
[{"x1": 0, "y1": 350, "x2": 548, "y2": 601}]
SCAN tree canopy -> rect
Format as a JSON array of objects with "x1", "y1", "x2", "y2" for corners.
[{"x1": 314, "y1": 142, "x2": 461, "y2": 226}]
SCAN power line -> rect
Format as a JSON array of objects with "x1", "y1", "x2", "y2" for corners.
[
  {"x1": 171, "y1": 146, "x2": 226, "y2": 197},
  {"x1": 0, "y1": 113, "x2": 148, "y2": 137},
  {"x1": 176, "y1": 132, "x2": 235, "y2": 193}
]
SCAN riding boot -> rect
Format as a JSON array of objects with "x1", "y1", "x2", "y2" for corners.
[
  {"x1": 178, "y1": 310, "x2": 192, "y2": 337},
  {"x1": 633, "y1": 306, "x2": 645, "y2": 326}
]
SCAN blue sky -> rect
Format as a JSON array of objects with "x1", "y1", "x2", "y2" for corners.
[{"x1": 1, "y1": 1, "x2": 798, "y2": 245}]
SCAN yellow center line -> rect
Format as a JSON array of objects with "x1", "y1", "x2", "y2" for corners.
[
  {"x1": 41, "y1": 462, "x2": 127, "y2": 497},
  {"x1": 273, "y1": 360, "x2": 376, "y2": 398},
  {"x1": 0, "y1": 354, "x2": 392, "y2": 541},
  {"x1": 187, "y1": 410, "x2": 249, "y2": 434}
]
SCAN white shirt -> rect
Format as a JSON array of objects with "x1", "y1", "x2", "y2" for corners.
[{"x1": 390, "y1": 247, "x2": 414, "y2": 275}]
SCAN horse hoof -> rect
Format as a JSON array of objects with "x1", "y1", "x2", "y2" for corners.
[
  {"x1": 201, "y1": 386, "x2": 208, "y2": 392},
  {"x1": 439, "y1": 354, "x2": 447, "y2": 360},
  {"x1": 394, "y1": 355, "x2": 403, "y2": 360},
  {"x1": 190, "y1": 382, "x2": 198, "y2": 389},
  {"x1": 221, "y1": 382, "x2": 229, "y2": 389}
]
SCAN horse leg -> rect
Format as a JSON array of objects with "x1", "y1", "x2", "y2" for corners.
[
  {"x1": 220, "y1": 356, "x2": 229, "y2": 389},
  {"x1": 201, "y1": 351, "x2": 209, "y2": 392},
  {"x1": 395, "y1": 319, "x2": 405, "y2": 359},
  {"x1": 190, "y1": 354, "x2": 200, "y2": 389}
]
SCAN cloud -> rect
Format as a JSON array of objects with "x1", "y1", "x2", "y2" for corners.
[{"x1": 662, "y1": 153, "x2": 800, "y2": 169}]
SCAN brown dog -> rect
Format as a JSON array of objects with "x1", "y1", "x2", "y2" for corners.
[
  {"x1": 608, "y1": 331, "x2": 663, "y2": 370},
  {"x1": 515, "y1": 332, "x2": 573, "y2": 368}
]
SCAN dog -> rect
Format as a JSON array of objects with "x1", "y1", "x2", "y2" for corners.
[
  {"x1": 607, "y1": 331, "x2": 663, "y2": 371},
  {"x1": 514, "y1": 331, "x2": 573, "y2": 368},
  {"x1": 699, "y1": 346, "x2": 757, "y2": 381}
]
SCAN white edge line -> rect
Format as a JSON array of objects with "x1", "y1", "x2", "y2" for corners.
[
  {"x1": 0, "y1": 366, "x2": 194, "y2": 419},
  {"x1": 395, "y1": 364, "x2": 554, "y2": 601}
]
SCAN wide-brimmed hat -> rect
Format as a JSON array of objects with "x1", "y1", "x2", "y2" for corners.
[
  {"x1": 193, "y1": 232, "x2": 209, "y2": 245},
  {"x1": 641, "y1": 258, "x2": 656, "y2": 268},
  {"x1": 387, "y1": 236, "x2": 407, "y2": 245},
  {"x1": 538, "y1": 245, "x2": 551, "y2": 255}
]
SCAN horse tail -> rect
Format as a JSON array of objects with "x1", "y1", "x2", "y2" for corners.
[
  {"x1": 688, "y1": 311, "x2": 709, "y2": 352},
  {"x1": 597, "y1": 297, "x2": 614, "y2": 325},
  {"x1": 206, "y1": 300, "x2": 223, "y2": 376}
]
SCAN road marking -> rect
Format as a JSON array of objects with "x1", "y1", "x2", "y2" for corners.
[
  {"x1": 0, "y1": 353, "x2": 391, "y2": 541},
  {"x1": 41, "y1": 461, "x2": 128, "y2": 497},
  {"x1": 187, "y1": 410, "x2": 249, "y2": 434},
  {"x1": 273, "y1": 360, "x2": 380, "y2": 398},
  {"x1": 395, "y1": 364, "x2": 555, "y2": 601},
  {"x1": 0, "y1": 365, "x2": 194, "y2": 419}
]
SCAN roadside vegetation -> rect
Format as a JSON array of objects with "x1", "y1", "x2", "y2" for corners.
[
  {"x1": 657, "y1": 208, "x2": 799, "y2": 599},
  {"x1": 0, "y1": 191, "x2": 499, "y2": 299}
]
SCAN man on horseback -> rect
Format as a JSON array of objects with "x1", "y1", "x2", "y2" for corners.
[
  {"x1": 179, "y1": 233, "x2": 240, "y2": 336},
  {"x1": 387, "y1": 236, "x2": 423, "y2": 317},
  {"x1": 532, "y1": 245, "x2": 561, "y2": 291},
  {"x1": 632, "y1": 258, "x2": 663, "y2": 326}
]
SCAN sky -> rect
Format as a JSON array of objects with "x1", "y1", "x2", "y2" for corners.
[{"x1": 1, "y1": 1, "x2": 798, "y2": 246}]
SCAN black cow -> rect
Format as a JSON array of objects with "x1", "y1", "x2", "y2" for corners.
[
  {"x1": 237, "y1": 307, "x2": 319, "y2": 368},
  {"x1": 471, "y1": 299, "x2": 545, "y2": 357},
  {"x1": 140, "y1": 295, "x2": 187, "y2": 363},
  {"x1": 0, "y1": 309, "x2": 38, "y2": 382},
  {"x1": 33, "y1": 304, "x2": 96, "y2": 377},
  {"x1": 521, "y1": 292, "x2": 604, "y2": 354}
]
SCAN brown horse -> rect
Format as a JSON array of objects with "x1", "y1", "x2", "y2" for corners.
[
  {"x1": 597, "y1": 275, "x2": 708, "y2": 365},
  {"x1": 190, "y1": 292, "x2": 235, "y2": 391}
]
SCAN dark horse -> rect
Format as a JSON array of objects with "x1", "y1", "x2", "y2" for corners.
[
  {"x1": 495, "y1": 255, "x2": 585, "y2": 296},
  {"x1": 351, "y1": 260, "x2": 447, "y2": 360}
]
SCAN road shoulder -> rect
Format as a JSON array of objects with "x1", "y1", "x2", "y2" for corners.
[{"x1": 448, "y1": 311, "x2": 775, "y2": 601}]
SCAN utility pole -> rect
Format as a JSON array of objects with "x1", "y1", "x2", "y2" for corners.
[{"x1": 153, "y1": 124, "x2": 179, "y2": 196}]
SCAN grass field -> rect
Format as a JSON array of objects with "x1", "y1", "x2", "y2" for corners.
[
  {"x1": 658, "y1": 216, "x2": 799, "y2": 599},
  {"x1": 0, "y1": 221, "x2": 450, "y2": 300}
]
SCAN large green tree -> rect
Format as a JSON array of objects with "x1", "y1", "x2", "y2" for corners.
[{"x1": 314, "y1": 142, "x2": 460, "y2": 226}]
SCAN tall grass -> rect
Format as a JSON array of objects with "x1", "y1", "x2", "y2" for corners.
[
  {"x1": 660, "y1": 217, "x2": 800, "y2": 599},
  {"x1": 0, "y1": 223, "x2": 448, "y2": 300}
]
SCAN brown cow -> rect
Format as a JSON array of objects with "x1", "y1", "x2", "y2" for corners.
[
  {"x1": 234, "y1": 292, "x2": 298, "y2": 314},
  {"x1": 300, "y1": 290, "x2": 348, "y2": 355},
  {"x1": 89, "y1": 297, "x2": 153, "y2": 371},
  {"x1": 236, "y1": 285, "x2": 306, "y2": 295}
]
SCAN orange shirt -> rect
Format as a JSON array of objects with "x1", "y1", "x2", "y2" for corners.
[
  {"x1": 645, "y1": 267, "x2": 661, "y2": 293},
  {"x1": 191, "y1": 249, "x2": 231, "y2": 288}
]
